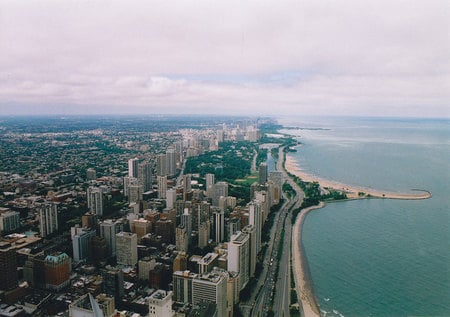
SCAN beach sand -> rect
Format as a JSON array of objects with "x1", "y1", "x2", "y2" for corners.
[
  {"x1": 292, "y1": 202, "x2": 325, "y2": 317},
  {"x1": 285, "y1": 154, "x2": 431, "y2": 200}
]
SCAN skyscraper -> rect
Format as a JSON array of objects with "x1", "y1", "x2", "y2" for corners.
[
  {"x1": 175, "y1": 225, "x2": 188, "y2": 252},
  {"x1": 156, "y1": 154, "x2": 166, "y2": 177},
  {"x1": 128, "y1": 158, "x2": 140, "y2": 178},
  {"x1": 138, "y1": 161, "x2": 152, "y2": 192},
  {"x1": 0, "y1": 242, "x2": 18, "y2": 291},
  {"x1": 213, "y1": 211, "x2": 225, "y2": 243},
  {"x1": 87, "y1": 187, "x2": 104, "y2": 216},
  {"x1": 172, "y1": 270, "x2": 197, "y2": 303},
  {"x1": 99, "y1": 220, "x2": 124, "y2": 257},
  {"x1": 258, "y1": 162, "x2": 268, "y2": 185},
  {"x1": 116, "y1": 232, "x2": 137, "y2": 266},
  {"x1": 166, "y1": 188, "x2": 177, "y2": 209},
  {"x1": 228, "y1": 231, "x2": 250, "y2": 290},
  {"x1": 248, "y1": 200, "x2": 262, "y2": 253},
  {"x1": 101, "y1": 267, "x2": 124, "y2": 302},
  {"x1": 212, "y1": 182, "x2": 228, "y2": 206},
  {"x1": 0, "y1": 208, "x2": 20, "y2": 234},
  {"x1": 72, "y1": 229, "x2": 96, "y2": 262},
  {"x1": 157, "y1": 176, "x2": 168, "y2": 199},
  {"x1": 192, "y1": 268, "x2": 228, "y2": 317},
  {"x1": 166, "y1": 147, "x2": 177, "y2": 177},
  {"x1": 39, "y1": 203, "x2": 59, "y2": 237}
]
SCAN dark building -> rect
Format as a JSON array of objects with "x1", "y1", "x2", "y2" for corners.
[
  {"x1": 91, "y1": 236, "x2": 107, "y2": 263},
  {"x1": 0, "y1": 242, "x2": 18, "y2": 291},
  {"x1": 102, "y1": 268, "x2": 124, "y2": 302}
]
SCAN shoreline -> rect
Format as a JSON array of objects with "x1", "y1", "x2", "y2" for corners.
[
  {"x1": 286, "y1": 144, "x2": 432, "y2": 317},
  {"x1": 285, "y1": 153, "x2": 432, "y2": 200},
  {"x1": 292, "y1": 202, "x2": 325, "y2": 317}
]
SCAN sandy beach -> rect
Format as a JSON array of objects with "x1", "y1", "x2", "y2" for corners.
[
  {"x1": 285, "y1": 154, "x2": 431, "y2": 200},
  {"x1": 292, "y1": 202, "x2": 325, "y2": 317}
]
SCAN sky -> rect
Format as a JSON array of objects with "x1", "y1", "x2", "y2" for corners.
[{"x1": 0, "y1": 0, "x2": 449, "y2": 117}]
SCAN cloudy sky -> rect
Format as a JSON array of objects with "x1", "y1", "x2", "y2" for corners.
[{"x1": 0, "y1": 0, "x2": 449, "y2": 117}]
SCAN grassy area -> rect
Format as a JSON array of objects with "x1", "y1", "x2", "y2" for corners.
[{"x1": 234, "y1": 173, "x2": 258, "y2": 186}]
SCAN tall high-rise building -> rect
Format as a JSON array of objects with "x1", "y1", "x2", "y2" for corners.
[
  {"x1": 258, "y1": 162, "x2": 268, "y2": 185},
  {"x1": 157, "y1": 176, "x2": 168, "y2": 199},
  {"x1": 198, "y1": 221, "x2": 210, "y2": 249},
  {"x1": 39, "y1": 203, "x2": 59, "y2": 237},
  {"x1": 87, "y1": 187, "x2": 104, "y2": 216},
  {"x1": 128, "y1": 183, "x2": 144, "y2": 204},
  {"x1": 166, "y1": 189, "x2": 177, "y2": 209},
  {"x1": 180, "y1": 208, "x2": 192, "y2": 238},
  {"x1": 101, "y1": 268, "x2": 124, "y2": 301},
  {"x1": 192, "y1": 268, "x2": 228, "y2": 317},
  {"x1": 182, "y1": 174, "x2": 192, "y2": 200},
  {"x1": 82, "y1": 212, "x2": 97, "y2": 229},
  {"x1": 148, "y1": 290, "x2": 174, "y2": 317},
  {"x1": 166, "y1": 147, "x2": 177, "y2": 177},
  {"x1": 72, "y1": 229, "x2": 96, "y2": 262},
  {"x1": 228, "y1": 231, "x2": 250, "y2": 290},
  {"x1": 205, "y1": 173, "x2": 215, "y2": 197},
  {"x1": 116, "y1": 232, "x2": 137, "y2": 266},
  {"x1": 99, "y1": 220, "x2": 123, "y2": 257},
  {"x1": 248, "y1": 201, "x2": 262, "y2": 253},
  {"x1": 138, "y1": 257, "x2": 157, "y2": 280},
  {"x1": 131, "y1": 219, "x2": 151, "y2": 241},
  {"x1": 0, "y1": 242, "x2": 18, "y2": 291},
  {"x1": 227, "y1": 217, "x2": 241, "y2": 241},
  {"x1": 156, "y1": 154, "x2": 167, "y2": 177},
  {"x1": 44, "y1": 252, "x2": 71, "y2": 291},
  {"x1": 242, "y1": 225, "x2": 257, "y2": 278},
  {"x1": 172, "y1": 270, "x2": 197, "y2": 304},
  {"x1": 175, "y1": 225, "x2": 188, "y2": 252},
  {"x1": 138, "y1": 161, "x2": 153, "y2": 192},
  {"x1": 213, "y1": 211, "x2": 225, "y2": 243},
  {"x1": 128, "y1": 158, "x2": 140, "y2": 178},
  {"x1": 0, "y1": 209, "x2": 20, "y2": 234},
  {"x1": 173, "y1": 252, "x2": 188, "y2": 272},
  {"x1": 212, "y1": 182, "x2": 228, "y2": 206}
]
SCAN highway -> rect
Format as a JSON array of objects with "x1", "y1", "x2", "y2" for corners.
[
  {"x1": 273, "y1": 147, "x2": 305, "y2": 317},
  {"x1": 246, "y1": 146, "x2": 305, "y2": 317}
]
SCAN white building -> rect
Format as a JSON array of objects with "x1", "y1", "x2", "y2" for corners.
[
  {"x1": 228, "y1": 231, "x2": 250, "y2": 290},
  {"x1": 148, "y1": 290, "x2": 174, "y2": 317},
  {"x1": 192, "y1": 268, "x2": 228, "y2": 317},
  {"x1": 248, "y1": 201, "x2": 262, "y2": 253}
]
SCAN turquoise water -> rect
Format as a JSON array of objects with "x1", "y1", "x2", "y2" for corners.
[{"x1": 279, "y1": 117, "x2": 450, "y2": 317}]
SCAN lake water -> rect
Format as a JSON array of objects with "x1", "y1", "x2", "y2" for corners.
[{"x1": 279, "y1": 116, "x2": 450, "y2": 317}]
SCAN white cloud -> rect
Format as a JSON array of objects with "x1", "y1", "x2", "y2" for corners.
[{"x1": 0, "y1": 0, "x2": 449, "y2": 117}]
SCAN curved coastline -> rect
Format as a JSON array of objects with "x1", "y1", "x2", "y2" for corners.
[
  {"x1": 292, "y1": 202, "x2": 324, "y2": 317},
  {"x1": 286, "y1": 146, "x2": 432, "y2": 317},
  {"x1": 285, "y1": 153, "x2": 432, "y2": 200}
]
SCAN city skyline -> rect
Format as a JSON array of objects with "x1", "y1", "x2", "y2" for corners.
[{"x1": 1, "y1": 0, "x2": 449, "y2": 118}]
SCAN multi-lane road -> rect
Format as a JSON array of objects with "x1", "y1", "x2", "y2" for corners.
[{"x1": 246, "y1": 146, "x2": 305, "y2": 317}]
